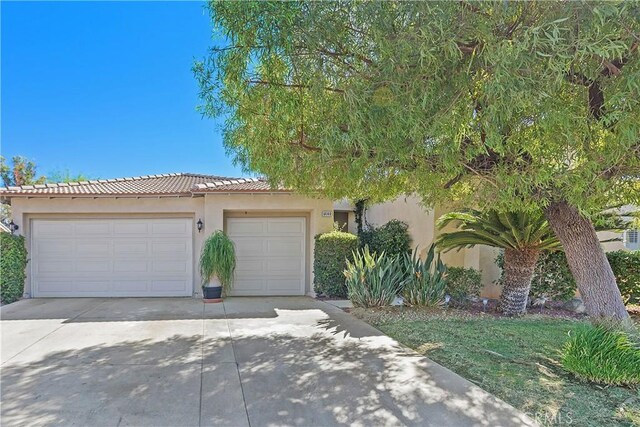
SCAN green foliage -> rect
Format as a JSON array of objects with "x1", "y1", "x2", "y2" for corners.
[
  {"x1": 46, "y1": 169, "x2": 94, "y2": 183},
  {"x1": 344, "y1": 247, "x2": 404, "y2": 308},
  {"x1": 496, "y1": 251, "x2": 577, "y2": 302},
  {"x1": 401, "y1": 245, "x2": 447, "y2": 307},
  {"x1": 359, "y1": 220, "x2": 411, "y2": 258},
  {"x1": 0, "y1": 156, "x2": 46, "y2": 187},
  {"x1": 444, "y1": 267, "x2": 483, "y2": 307},
  {"x1": 606, "y1": 250, "x2": 640, "y2": 305},
  {"x1": 561, "y1": 324, "x2": 640, "y2": 387},
  {"x1": 196, "y1": 1, "x2": 640, "y2": 213},
  {"x1": 436, "y1": 209, "x2": 560, "y2": 252},
  {"x1": 313, "y1": 230, "x2": 358, "y2": 297},
  {"x1": 199, "y1": 230, "x2": 236, "y2": 293},
  {"x1": 0, "y1": 233, "x2": 27, "y2": 304}
]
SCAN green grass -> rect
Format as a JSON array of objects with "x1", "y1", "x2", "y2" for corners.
[{"x1": 353, "y1": 308, "x2": 640, "y2": 427}]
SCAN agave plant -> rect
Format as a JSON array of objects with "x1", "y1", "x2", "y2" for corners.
[
  {"x1": 344, "y1": 246, "x2": 404, "y2": 308},
  {"x1": 199, "y1": 230, "x2": 236, "y2": 294},
  {"x1": 401, "y1": 244, "x2": 448, "y2": 307},
  {"x1": 436, "y1": 209, "x2": 560, "y2": 315}
]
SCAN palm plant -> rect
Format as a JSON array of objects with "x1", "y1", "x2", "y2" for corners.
[
  {"x1": 436, "y1": 209, "x2": 560, "y2": 315},
  {"x1": 199, "y1": 230, "x2": 236, "y2": 296}
]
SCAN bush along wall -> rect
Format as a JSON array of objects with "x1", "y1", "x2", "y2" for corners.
[
  {"x1": 358, "y1": 219, "x2": 411, "y2": 258},
  {"x1": 313, "y1": 230, "x2": 358, "y2": 298},
  {"x1": 495, "y1": 250, "x2": 577, "y2": 302},
  {"x1": 0, "y1": 233, "x2": 28, "y2": 304},
  {"x1": 606, "y1": 250, "x2": 640, "y2": 304}
]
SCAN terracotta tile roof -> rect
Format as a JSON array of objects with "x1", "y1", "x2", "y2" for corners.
[{"x1": 0, "y1": 173, "x2": 287, "y2": 197}]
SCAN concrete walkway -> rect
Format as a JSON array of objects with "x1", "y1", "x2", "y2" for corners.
[{"x1": 1, "y1": 297, "x2": 536, "y2": 427}]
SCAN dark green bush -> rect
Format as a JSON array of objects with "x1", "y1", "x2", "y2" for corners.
[
  {"x1": 313, "y1": 230, "x2": 358, "y2": 297},
  {"x1": 444, "y1": 267, "x2": 482, "y2": 307},
  {"x1": 359, "y1": 219, "x2": 411, "y2": 258},
  {"x1": 561, "y1": 324, "x2": 640, "y2": 386},
  {"x1": 495, "y1": 250, "x2": 577, "y2": 302},
  {"x1": 1, "y1": 233, "x2": 27, "y2": 304},
  {"x1": 606, "y1": 250, "x2": 640, "y2": 304}
]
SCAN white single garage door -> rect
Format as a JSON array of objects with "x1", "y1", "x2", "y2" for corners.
[
  {"x1": 31, "y1": 218, "x2": 193, "y2": 297},
  {"x1": 227, "y1": 217, "x2": 305, "y2": 296}
]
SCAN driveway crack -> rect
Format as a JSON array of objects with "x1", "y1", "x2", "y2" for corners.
[{"x1": 223, "y1": 301, "x2": 251, "y2": 427}]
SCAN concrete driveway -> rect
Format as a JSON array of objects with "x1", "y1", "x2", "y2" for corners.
[{"x1": 1, "y1": 297, "x2": 535, "y2": 427}]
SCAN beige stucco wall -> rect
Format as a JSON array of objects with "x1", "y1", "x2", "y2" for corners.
[
  {"x1": 10, "y1": 193, "x2": 333, "y2": 298},
  {"x1": 365, "y1": 195, "x2": 437, "y2": 259}
]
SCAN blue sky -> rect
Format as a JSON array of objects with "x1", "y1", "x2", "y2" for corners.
[{"x1": 1, "y1": 1, "x2": 245, "y2": 180}]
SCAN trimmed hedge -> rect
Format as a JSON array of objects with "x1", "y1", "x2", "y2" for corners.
[
  {"x1": 495, "y1": 250, "x2": 577, "y2": 302},
  {"x1": 314, "y1": 230, "x2": 358, "y2": 297},
  {"x1": 1, "y1": 233, "x2": 27, "y2": 304},
  {"x1": 359, "y1": 219, "x2": 411, "y2": 258},
  {"x1": 607, "y1": 250, "x2": 640, "y2": 304}
]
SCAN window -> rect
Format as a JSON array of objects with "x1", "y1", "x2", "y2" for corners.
[{"x1": 625, "y1": 229, "x2": 639, "y2": 250}]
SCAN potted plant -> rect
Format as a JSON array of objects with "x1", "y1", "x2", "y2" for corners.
[{"x1": 199, "y1": 230, "x2": 236, "y2": 302}]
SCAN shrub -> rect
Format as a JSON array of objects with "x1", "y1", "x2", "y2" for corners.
[
  {"x1": 444, "y1": 267, "x2": 482, "y2": 307},
  {"x1": 359, "y1": 219, "x2": 411, "y2": 258},
  {"x1": 561, "y1": 324, "x2": 640, "y2": 386},
  {"x1": 495, "y1": 250, "x2": 577, "y2": 302},
  {"x1": 313, "y1": 230, "x2": 358, "y2": 297},
  {"x1": 199, "y1": 230, "x2": 236, "y2": 293},
  {"x1": 344, "y1": 247, "x2": 404, "y2": 307},
  {"x1": 606, "y1": 250, "x2": 640, "y2": 304},
  {"x1": 0, "y1": 233, "x2": 27, "y2": 304},
  {"x1": 402, "y1": 244, "x2": 447, "y2": 307}
]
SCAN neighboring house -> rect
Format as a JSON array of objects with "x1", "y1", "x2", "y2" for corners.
[
  {"x1": 0, "y1": 173, "x2": 333, "y2": 298},
  {"x1": 1, "y1": 173, "x2": 633, "y2": 300}
]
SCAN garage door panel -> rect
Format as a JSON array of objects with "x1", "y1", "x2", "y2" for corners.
[
  {"x1": 267, "y1": 279, "x2": 302, "y2": 291},
  {"x1": 266, "y1": 258, "x2": 303, "y2": 274},
  {"x1": 32, "y1": 218, "x2": 193, "y2": 297},
  {"x1": 152, "y1": 221, "x2": 190, "y2": 236},
  {"x1": 151, "y1": 279, "x2": 190, "y2": 292},
  {"x1": 151, "y1": 240, "x2": 188, "y2": 255},
  {"x1": 113, "y1": 221, "x2": 150, "y2": 235},
  {"x1": 266, "y1": 219, "x2": 304, "y2": 234},
  {"x1": 76, "y1": 241, "x2": 112, "y2": 256},
  {"x1": 233, "y1": 238, "x2": 266, "y2": 257},
  {"x1": 266, "y1": 239, "x2": 303, "y2": 255},
  {"x1": 76, "y1": 261, "x2": 111, "y2": 273},
  {"x1": 113, "y1": 280, "x2": 149, "y2": 292},
  {"x1": 227, "y1": 220, "x2": 264, "y2": 235},
  {"x1": 227, "y1": 217, "x2": 305, "y2": 296},
  {"x1": 35, "y1": 221, "x2": 73, "y2": 236},
  {"x1": 114, "y1": 260, "x2": 150, "y2": 273},
  {"x1": 37, "y1": 240, "x2": 73, "y2": 254},
  {"x1": 75, "y1": 221, "x2": 112, "y2": 236},
  {"x1": 113, "y1": 241, "x2": 148, "y2": 256}
]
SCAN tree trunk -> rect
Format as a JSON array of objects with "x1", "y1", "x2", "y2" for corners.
[
  {"x1": 544, "y1": 200, "x2": 629, "y2": 322},
  {"x1": 500, "y1": 248, "x2": 539, "y2": 315}
]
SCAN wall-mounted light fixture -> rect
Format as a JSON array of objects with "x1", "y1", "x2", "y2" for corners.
[
  {"x1": 197, "y1": 219, "x2": 203, "y2": 233},
  {"x1": 9, "y1": 220, "x2": 19, "y2": 235}
]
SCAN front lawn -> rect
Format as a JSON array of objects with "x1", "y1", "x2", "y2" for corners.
[{"x1": 352, "y1": 308, "x2": 640, "y2": 427}]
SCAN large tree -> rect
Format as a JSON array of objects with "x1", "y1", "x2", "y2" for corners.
[{"x1": 195, "y1": 1, "x2": 640, "y2": 321}]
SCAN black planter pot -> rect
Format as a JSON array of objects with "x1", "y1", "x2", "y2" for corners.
[{"x1": 203, "y1": 286, "x2": 222, "y2": 300}]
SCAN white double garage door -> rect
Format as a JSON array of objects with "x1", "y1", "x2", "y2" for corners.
[{"x1": 31, "y1": 217, "x2": 306, "y2": 297}]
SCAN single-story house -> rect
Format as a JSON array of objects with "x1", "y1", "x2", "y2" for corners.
[
  {"x1": 1, "y1": 173, "x2": 334, "y2": 298},
  {"x1": 1, "y1": 173, "x2": 635, "y2": 300}
]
